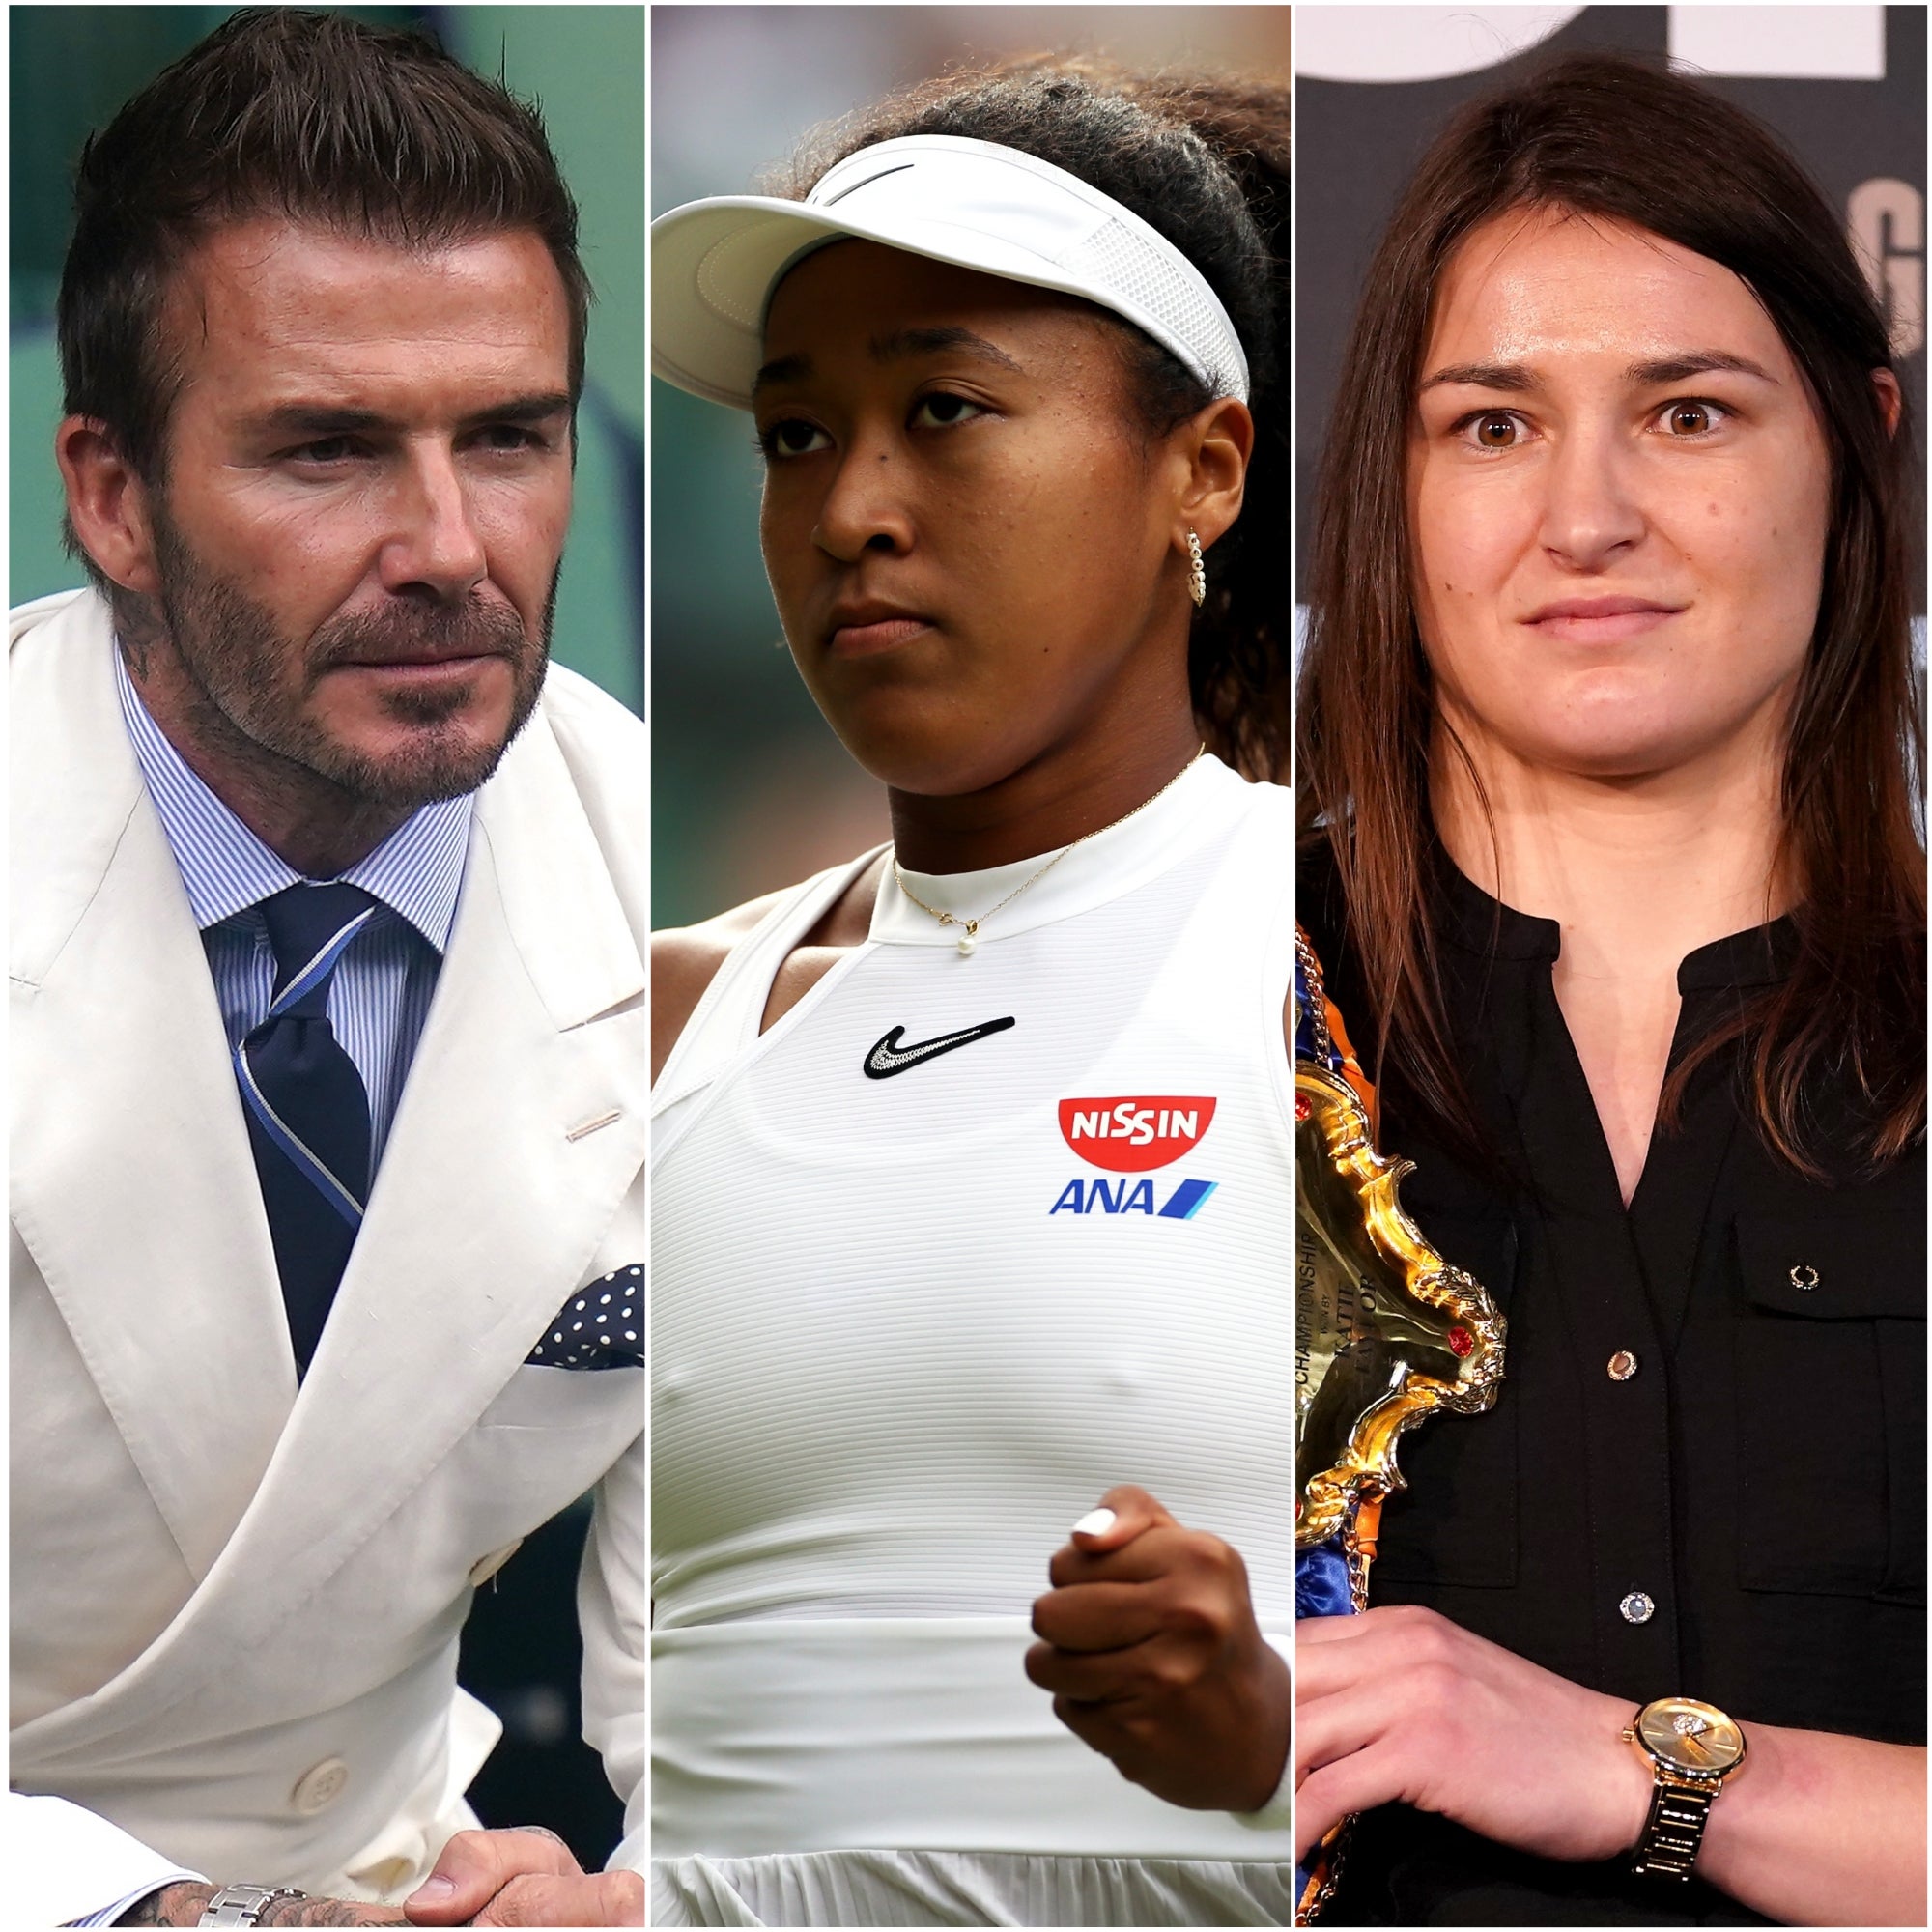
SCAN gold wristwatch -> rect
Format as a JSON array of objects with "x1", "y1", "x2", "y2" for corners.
[{"x1": 1622, "y1": 1696, "x2": 1746, "y2": 1880}]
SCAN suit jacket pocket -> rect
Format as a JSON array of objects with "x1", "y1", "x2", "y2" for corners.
[
  {"x1": 1733, "y1": 1212, "x2": 1925, "y2": 1604},
  {"x1": 478, "y1": 1359, "x2": 647, "y2": 1434}
]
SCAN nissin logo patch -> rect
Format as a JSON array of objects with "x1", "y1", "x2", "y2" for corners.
[{"x1": 1058, "y1": 1095, "x2": 1217, "y2": 1172}]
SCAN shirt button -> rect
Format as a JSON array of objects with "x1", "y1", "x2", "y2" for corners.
[
  {"x1": 1607, "y1": 1350, "x2": 1638, "y2": 1381},
  {"x1": 291, "y1": 1756, "x2": 349, "y2": 1814},
  {"x1": 1619, "y1": 1591, "x2": 1656, "y2": 1625}
]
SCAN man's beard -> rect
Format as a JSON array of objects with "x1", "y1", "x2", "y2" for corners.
[{"x1": 144, "y1": 504, "x2": 555, "y2": 811}]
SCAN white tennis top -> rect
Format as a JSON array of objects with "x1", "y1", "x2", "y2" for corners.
[{"x1": 649, "y1": 754, "x2": 1293, "y2": 1925}]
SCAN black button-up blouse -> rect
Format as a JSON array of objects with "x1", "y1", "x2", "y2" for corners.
[{"x1": 1301, "y1": 849, "x2": 1925, "y2": 1926}]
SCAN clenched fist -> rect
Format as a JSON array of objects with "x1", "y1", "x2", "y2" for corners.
[{"x1": 1026, "y1": 1484, "x2": 1290, "y2": 1812}]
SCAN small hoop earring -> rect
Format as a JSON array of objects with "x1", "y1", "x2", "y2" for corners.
[{"x1": 1186, "y1": 528, "x2": 1207, "y2": 609}]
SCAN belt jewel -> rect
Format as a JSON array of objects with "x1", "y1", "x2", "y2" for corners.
[{"x1": 1293, "y1": 926, "x2": 1506, "y2": 1921}]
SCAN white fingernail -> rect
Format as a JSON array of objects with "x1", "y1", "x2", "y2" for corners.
[{"x1": 1072, "y1": 1507, "x2": 1117, "y2": 1537}]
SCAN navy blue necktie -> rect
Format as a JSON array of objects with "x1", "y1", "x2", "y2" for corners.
[{"x1": 236, "y1": 883, "x2": 379, "y2": 1377}]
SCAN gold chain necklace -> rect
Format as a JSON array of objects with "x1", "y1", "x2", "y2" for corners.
[{"x1": 891, "y1": 745, "x2": 1207, "y2": 956}]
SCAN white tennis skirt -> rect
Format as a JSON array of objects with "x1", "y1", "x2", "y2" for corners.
[{"x1": 650, "y1": 1616, "x2": 1292, "y2": 1926}]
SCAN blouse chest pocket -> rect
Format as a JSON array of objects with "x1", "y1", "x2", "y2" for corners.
[
  {"x1": 1732, "y1": 1213, "x2": 1924, "y2": 1605},
  {"x1": 1369, "y1": 1212, "x2": 1520, "y2": 1591}
]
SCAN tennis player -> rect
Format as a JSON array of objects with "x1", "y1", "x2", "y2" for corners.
[{"x1": 642, "y1": 61, "x2": 1292, "y2": 1930}]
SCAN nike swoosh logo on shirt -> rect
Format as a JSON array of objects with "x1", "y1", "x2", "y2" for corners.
[{"x1": 863, "y1": 1016, "x2": 1017, "y2": 1079}]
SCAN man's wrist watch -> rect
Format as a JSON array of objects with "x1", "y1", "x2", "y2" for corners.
[
  {"x1": 1621, "y1": 1696, "x2": 1747, "y2": 1880},
  {"x1": 197, "y1": 1886, "x2": 308, "y2": 1926}
]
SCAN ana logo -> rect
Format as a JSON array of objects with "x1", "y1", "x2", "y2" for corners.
[
  {"x1": 1050, "y1": 1177, "x2": 1218, "y2": 1220},
  {"x1": 1058, "y1": 1095, "x2": 1217, "y2": 1173}
]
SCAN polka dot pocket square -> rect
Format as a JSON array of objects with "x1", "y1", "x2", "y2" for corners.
[{"x1": 526, "y1": 1264, "x2": 643, "y2": 1368}]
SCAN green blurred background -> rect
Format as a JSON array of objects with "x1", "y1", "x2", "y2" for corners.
[
  {"x1": 9, "y1": 4, "x2": 643, "y2": 1868},
  {"x1": 650, "y1": 5, "x2": 1292, "y2": 928},
  {"x1": 10, "y1": 4, "x2": 644, "y2": 716}
]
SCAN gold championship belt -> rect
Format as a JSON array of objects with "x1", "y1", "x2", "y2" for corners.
[{"x1": 1293, "y1": 926, "x2": 1505, "y2": 1922}]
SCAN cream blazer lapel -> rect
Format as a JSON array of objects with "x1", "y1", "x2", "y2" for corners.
[
  {"x1": 242, "y1": 684, "x2": 650, "y2": 1580},
  {"x1": 11, "y1": 593, "x2": 296, "y2": 1585},
  {"x1": 14, "y1": 668, "x2": 649, "y2": 1762}
]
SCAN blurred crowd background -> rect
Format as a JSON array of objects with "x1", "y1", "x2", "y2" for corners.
[
  {"x1": 8, "y1": 3, "x2": 643, "y2": 1868},
  {"x1": 650, "y1": 4, "x2": 1292, "y2": 929}
]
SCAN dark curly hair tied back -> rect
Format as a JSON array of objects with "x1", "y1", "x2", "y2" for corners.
[{"x1": 777, "y1": 60, "x2": 1291, "y2": 782}]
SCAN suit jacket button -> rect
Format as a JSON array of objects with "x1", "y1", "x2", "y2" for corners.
[
  {"x1": 469, "y1": 1538, "x2": 524, "y2": 1587},
  {"x1": 292, "y1": 1757, "x2": 349, "y2": 1814}
]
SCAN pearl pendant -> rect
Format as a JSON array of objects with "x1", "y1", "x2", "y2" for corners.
[{"x1": 956, "y1": 930, "x2": 978, "y2": 956}]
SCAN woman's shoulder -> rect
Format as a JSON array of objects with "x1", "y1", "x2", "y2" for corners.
[
  {"x1": 651, "y1": 896, "x2": 784, "y2": 1084},
  {"x1": 651, "y1": 891, "x2": 789, "y2": 996},
  {"x1": 650, "y1": 852, "x2": 888, "y2": 1081}
]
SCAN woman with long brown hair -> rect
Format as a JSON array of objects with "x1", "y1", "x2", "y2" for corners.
[{"x1": 1296, "y1": 54, "x2": 1925, "y2": 1926}]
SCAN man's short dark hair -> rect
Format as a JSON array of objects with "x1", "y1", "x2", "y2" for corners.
[{"x1": 57, "y1": 7, "x2": 592, "y2": 483}]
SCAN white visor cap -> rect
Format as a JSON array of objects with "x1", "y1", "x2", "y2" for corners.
[{"x1": 651, "y1": 133, "x2": 1251, "y2": 411}]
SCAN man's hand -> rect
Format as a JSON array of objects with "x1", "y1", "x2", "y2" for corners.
[
  {"x1": 119, "y1": 1885, "x2": 406, "y2": 1924},
  {"x1": 403, "y1": 1827, "x2": 645, "y2": 1927},
  {"x1": 1295, "y1": 1604, "x2": 1651, "y2": 1865},
  {"x1": 1025, "y1": 1484, "x2": 1291, "y2": 1812},
  {"x1": 119, "y1": 1829, "x2": 646, "y2": 1928}
]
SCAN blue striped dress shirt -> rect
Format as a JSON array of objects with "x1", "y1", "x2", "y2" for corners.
[{"x1": 115, "y1": 646, "x2": 473, "y2": 1163}]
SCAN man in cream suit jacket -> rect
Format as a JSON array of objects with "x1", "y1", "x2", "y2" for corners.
[{"x1": 12, "y1": 16, "x2": 645, "y2": 1926}]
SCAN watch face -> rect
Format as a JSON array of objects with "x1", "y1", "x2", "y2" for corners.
[{"x1": 1637, "y1": 1698, "x2": 1745, "y2": 1776}]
